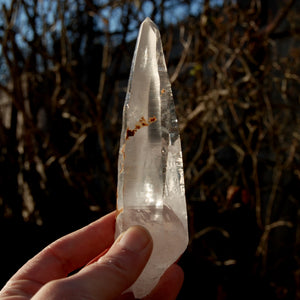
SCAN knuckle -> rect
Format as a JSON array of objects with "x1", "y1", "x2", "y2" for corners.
[
  {"x1": 39, "y1": 279, "x2": 78, "y2": 299},
  {"x1": 97, "y1": 252, "x2": 132, "y2": 280}
]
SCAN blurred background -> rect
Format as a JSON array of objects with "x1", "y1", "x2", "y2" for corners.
[{"x1": 0, "y1": 0, "x2": 299, "y2": 299}]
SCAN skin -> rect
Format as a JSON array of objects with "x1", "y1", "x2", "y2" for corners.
[{"x1": 0, "y1": 211, "x2": 184, "y2": 300}]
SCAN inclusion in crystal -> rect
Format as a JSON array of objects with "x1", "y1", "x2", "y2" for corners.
[{"x1": 115, "y1": 17, "x2": 188, "y2": 298}]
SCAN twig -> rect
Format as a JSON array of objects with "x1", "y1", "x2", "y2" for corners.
[
  {"x1": 258, "y1": 0, "x2": 296, "y2": 38},
  {"x1": 170, "y1": 26, "x2": 192, "y2": 83}
]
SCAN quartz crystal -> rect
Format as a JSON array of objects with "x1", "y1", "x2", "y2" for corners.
[{"x1": 115, "y1": 17, "x2": 188, "y2": 298}]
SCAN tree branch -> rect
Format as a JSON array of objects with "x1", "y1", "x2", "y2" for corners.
[{"x1": 259, "y1": 0, "x2": 296, "y2": 38}]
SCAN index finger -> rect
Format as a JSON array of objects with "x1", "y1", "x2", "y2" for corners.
[{"x1": 9, "y1": 211, "x2": 116, "y2": 286}]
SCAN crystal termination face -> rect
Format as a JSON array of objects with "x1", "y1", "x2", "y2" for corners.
[{"x1": 115, "y1": 17, "x2": 188, "y2": 298}]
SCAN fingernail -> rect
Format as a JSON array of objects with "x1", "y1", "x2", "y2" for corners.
[{"x1": 117, "y1": 226, "x2": 152, "y2": 252}]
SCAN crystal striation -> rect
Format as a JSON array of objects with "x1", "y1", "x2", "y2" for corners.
[{"x1": 115, "y1": 17, "x2": 188, "y2": 298}]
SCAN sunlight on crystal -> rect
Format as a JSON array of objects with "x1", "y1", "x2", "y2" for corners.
[
  {"x1": 143, "y1": 182, "x2": 163, "y2": 207},
  {"x1": 142, "y1": 47, "x2": 148, "y2": 69}
]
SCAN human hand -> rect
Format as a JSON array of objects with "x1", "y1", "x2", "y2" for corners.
[{"x1": 0, "y1": 211, "x2": 184, "y2": 300}]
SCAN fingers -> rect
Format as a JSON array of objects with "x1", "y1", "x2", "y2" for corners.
[
  {"x1": 4, "y1": 211, "x2": 116, "y2": 296},
  {"x1": 144, "y1": 264, "x2": 184, "y2": 300},
  {"x1": 32, "y1": 226, "x2": 153, "y2": 300},
  {"x1": 115, "y1": 264, "x2": 184, "y2": 300},
  {"x1": 1, "y1": 214, "x2": 184, "y2": 300}
]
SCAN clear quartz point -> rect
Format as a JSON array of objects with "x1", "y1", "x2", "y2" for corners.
[{"x1": 115, "y1": 17, "x2": 188, "y2": 298}]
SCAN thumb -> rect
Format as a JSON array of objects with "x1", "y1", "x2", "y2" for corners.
[{"x1": 33, "y1": 226, "x2": 153, "y2": 300}]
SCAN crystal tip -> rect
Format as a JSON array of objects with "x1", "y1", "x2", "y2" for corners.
[
  {"x1": 140, "y1": 17, "x2": 159, "y2": 34},
  {"x1": 142, "y1": 17, "x2": 158, "y2": 28},
  {"x1": 143, "y1": 17, "x2": 152, "y2": 24}
]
